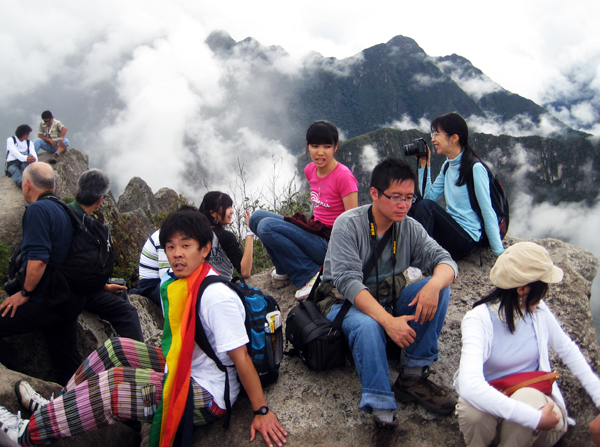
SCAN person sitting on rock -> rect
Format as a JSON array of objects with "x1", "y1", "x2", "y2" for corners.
[
  {"x1": 0, "y1": 163, "x2": 83, "y2": 386},
  {"x1": 5, "y1": 125, "x2": 37, "y2": 189},
  {"x1": 68, "y1": 168, "x2": 144, "y2": 342},
  {"x1": 455, "y1": 242, "x2": 600, "y2": 447},
  {"x1": 199, "y1": 191, "x2": 254, "y2": 280},
  {"x1": 33, "y1": 110, "x2": 68, "y2": 164},
  {"x1": 322, "y1": 157, "x2": 458, "y2": 447},
  {"x1": 249, "y1": 120, "x2": 358, "y2": 301},
  {"x1": 131, "y1": 228, "x2": 170, "y2": 305},
  {"x1": 0, "y1": 208, "x2": 288, "y2": 447}
]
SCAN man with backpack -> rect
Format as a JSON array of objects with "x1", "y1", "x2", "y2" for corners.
[
  {"x1": 322, "y1": 158, "x2": 458, "y2": 447},
  {"x1": 68, "y1": 168, "x2": 143, "y2": 342},
  {"x1": 5, "y1": 125, "x2": 37, "y2": 189},
  {"x1": 0, "y1": 207, "x2": 288, "y2": 447},
  {"x1": 0, "y1": 163, "x2": 84, "y2": 385}
]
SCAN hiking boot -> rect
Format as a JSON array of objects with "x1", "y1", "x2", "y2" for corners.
[
  {"x1": 48, "y1": 153, "x2": 59, "y2": 165},
  {"x1": 271, "y1": 269, "x2": 289, "y2": 281},
  {"x1": 392, "y1": 366, "x2": 456, "y2": 415},
  {"x1": 15, "y1": 380, "x2": 52, "y2": 414},
  {"x1": 370, "y1": 415, "x2": 399, "y2": 447},
  {"x1": 294, "y1": 271, "x2": 319, "y2": 301},
  {"x1": 0, "y1": 406, "x2": 28, "y2": 443}
]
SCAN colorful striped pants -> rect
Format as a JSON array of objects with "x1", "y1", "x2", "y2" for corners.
[{"x1": 24, "y1": 338, "x2": 225, "y2": 445}]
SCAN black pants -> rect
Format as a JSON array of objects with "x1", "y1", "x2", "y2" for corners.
[
  {"x1": 0, "y1": 298, "x2": 84, "y2": 385},
  {"x1": 409, "y1": 199, "x2": 476, "y2": 260},
  {"x1": 84, "y1": 290, "x2": 144, "y2": 342}
]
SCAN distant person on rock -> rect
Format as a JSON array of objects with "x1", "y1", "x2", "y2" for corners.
[
  {"x1": 33, "y1": 110, "x2": 68, "y2": 164},
  {"x1": 409, "y1": 112, "x2": 505, "y2": 260},
  {"x1": 0, "y1": 163, "x2": 83, "y2": 386},
  {"x1": 68, "y1": 169, "x2": 144, "y2": 342},
  {"x1": 5, "y1": 125, "x2": 37, "y2": 189},
  {"x1": 249, "y1": 120, "x2": 358, "y2": 301},
  {"x1": 0, "y1": 209, "x2": 288, "y2": 447},
  {"x1": 455, "y1": 242, "x2": 600, "y2": 447},
  {"x1": 200, "y1": 191, "x2": 254, "y2": 280},
  {"x1": 322, "y1": 157, "x2": 458, "y2": 447}
]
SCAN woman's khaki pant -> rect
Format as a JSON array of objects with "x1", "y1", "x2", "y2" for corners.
[{"x1": 456, "y1": 388, "x2": 568, "y2": 447}]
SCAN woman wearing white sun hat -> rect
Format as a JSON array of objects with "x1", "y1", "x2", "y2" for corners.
[{"x1": 454, "y1": 242, "x2": 600, "y2": 446}]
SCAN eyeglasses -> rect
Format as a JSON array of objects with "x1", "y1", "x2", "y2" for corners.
[
  {"x1": 43, "y1": 119, "x2": 52, "y2": 124},
  {"x1": 377, "y1": 188, "x2": 417, "y2": 204},
  {"x1": 430, "y1": 131, "x2": 446, "y2": 139}
]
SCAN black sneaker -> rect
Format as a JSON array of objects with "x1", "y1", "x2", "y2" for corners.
[
  {"x1": 370, "y1": 415, "x2": 400, "y2": 447},
  {"x1": 392, "y1": 366, "x2": 456, "y2": 415}
]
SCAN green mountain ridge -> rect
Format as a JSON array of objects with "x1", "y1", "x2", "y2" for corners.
[{"x1": 330, "y1": 128, "x2": 600, "y2": 205}]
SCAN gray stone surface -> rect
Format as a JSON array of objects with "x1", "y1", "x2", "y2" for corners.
[{"x1": 117, "y1": 177, "x2": 160, "y2": 216}]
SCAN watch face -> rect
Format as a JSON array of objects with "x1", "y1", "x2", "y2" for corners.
[{"x1": 254, "y1": 406, "x2": 269, "y2": 415}]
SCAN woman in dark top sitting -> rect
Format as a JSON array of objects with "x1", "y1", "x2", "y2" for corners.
[{"x1": 199, "y1": 191, "x2": 253, "y2": 280}]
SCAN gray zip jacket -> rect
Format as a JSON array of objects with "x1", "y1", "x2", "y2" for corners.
[{"x1": 322, "y1": 205, "x2": 458, "y2": 304}]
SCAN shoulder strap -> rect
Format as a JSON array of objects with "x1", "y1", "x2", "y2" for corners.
[{"x1": 194, "y1": 275, "x2": 239, "y2": 430}]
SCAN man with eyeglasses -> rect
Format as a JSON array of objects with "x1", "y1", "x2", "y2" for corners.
[
  {"x1": 34, "y1": 110, "x2": 69, "y2": 164},
  {"x1": 321, "y1": 157, "x2": 458, "y2": 446}
]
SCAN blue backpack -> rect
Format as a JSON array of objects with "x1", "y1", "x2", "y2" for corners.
[{"x1": 194, "y1": 276, "x2": 282, "y2": 429}]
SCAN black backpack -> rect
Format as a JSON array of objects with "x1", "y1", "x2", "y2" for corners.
[
  {"x1": 443, "y1": 160, "x2": 509, "y2": 246},
  {"x1": 42, "y1": 195, "x2": 115, "y2": 303},
  {"x1": 195, "y1": 275, "x2": 282, "y2": 429}
]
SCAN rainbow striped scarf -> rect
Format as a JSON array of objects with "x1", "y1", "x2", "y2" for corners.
[{"x1": 149, "y1": 262, "x2": 211, "y2": 447}]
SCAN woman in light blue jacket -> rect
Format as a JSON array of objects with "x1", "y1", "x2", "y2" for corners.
[{"x1": 409, "y1": 112, "x2": 504, "y2": 260}]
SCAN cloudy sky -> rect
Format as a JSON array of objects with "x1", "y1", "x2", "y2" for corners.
[{"x1": 3, "y1": 0, "x2": 600, "y2": 323}]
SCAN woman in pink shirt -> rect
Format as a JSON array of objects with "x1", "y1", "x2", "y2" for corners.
[{"x1": 249, "y1": 121, "x2": 358, "y2": 300}]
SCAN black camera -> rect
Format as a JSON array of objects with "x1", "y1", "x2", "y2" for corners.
[
  {"x1": 404, "y1": 138, "x2": 428, "y2": 157},
  {"x1": 3, "y1": 277, "x2": 22, "y2": 296}
]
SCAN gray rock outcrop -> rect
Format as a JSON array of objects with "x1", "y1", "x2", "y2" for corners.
[
  {"x1": 1, "y1": 236, "x2": 597, "y2": 447},
  {"x1": 117, "y1": 177, "x2": 160, "y2": 216}
]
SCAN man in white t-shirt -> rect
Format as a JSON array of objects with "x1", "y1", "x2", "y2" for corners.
[{"x1": 0, "y1": 207, "x2": 288, "y2": 447}]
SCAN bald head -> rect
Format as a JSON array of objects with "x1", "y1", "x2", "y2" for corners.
[{"x1": 22, "y1": 163, "x2": 55, "y2": 201}]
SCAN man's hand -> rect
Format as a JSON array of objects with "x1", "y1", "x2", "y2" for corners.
[
  {"x1": 104, "y1": 283, "x2": 127, "y2": 295},
  {"x1": 50, "y1": 139, "x2": 57, "y2": 148},
  {"x1": 536, "y1": 403, "x2": 560, "y2": 431},
  {"x1": 250, "y1": 411, "x2": 288, "y2": 447},
  {"x1": 409, "y1": 280, "x2": 440, "y2": 324},
  {"x1": 383, "y1": 314, "x2": 417, "y2": 348},
  {"x1": 58, "y1": 140, "x2": 66, "y2": 150},
  {"x1": 27, "y1": 155, "x2": 36, "y2": 163},
  {"x1": 0, "y1": 292, "x2": 30, "y2": 318}
]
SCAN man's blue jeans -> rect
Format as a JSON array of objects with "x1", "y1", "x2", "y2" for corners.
[
  {"x1": 34, "y1": 138, "x2": 70, "y2": 154},
  {"x1": 326, "y1": 277, "x2": 451, "y2": 412},
  {"x1": 249, "y1": 210, "x2": 327, "y2": 287},
  {"x1": 7, "y1": 161, "x2": 29, "y2": 184}
]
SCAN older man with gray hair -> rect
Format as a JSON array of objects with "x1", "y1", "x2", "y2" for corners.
[
  {"x1": 68, "y1": 169, "x2": 144, "y2": 342},
  {"x1": 0, "y1": 163, "x2": 84, "y2": 385}
]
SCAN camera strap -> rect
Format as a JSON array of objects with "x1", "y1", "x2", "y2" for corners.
[{"x1": 367, "y1": 206, "x2": 398, "y2": 311}]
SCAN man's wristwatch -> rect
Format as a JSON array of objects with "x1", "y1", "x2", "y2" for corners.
[
  {"x1": 253, "y1": 406, "x2": 269, "y2": 416},
  {"x1": 20, "y1": 288, "x2": 32, "y2": 297}
]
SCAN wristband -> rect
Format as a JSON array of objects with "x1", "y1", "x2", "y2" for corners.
[{"x1": 246, "y1": 227, "x2": 254, "y2": 237}]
